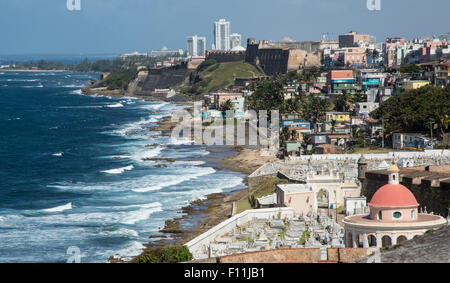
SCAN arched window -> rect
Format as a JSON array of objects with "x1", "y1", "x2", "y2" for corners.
[
  {"x1": 378, "y1": 211, "x2": 382, "y2": 220},
  {"x1": 382, "y1": 236, "x2": 392, "y2": 248},
  {"x1": 392, "y1": 175, "x2": 396, "y2": 181},
  {"x1": 411, "y1": 210, "x2": 415, "y2": 219},
  {"x1": 397, "y1": 236, "x2": 407, "y2": 244}
]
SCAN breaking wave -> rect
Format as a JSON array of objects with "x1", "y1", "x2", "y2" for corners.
[
  {"x1": 101, "y1": 165, "x2": 134, "y2": 175},
  {"x1": 42, "y1": 203, "x2": 73, "y2": 213}
]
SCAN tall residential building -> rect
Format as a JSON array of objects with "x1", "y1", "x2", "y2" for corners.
[
  {"x1": 187, "y1": 35, "x2": 206, "y2": 57},
  {"x1": 383, "y1": 38, "x2": 407, "y2": 68},
  {"x1": 230, "y1": 33, "x2": 242, "y2": 50},
  {"x1": 214, "y1": 19, "x2": 230, "y2": 50}
]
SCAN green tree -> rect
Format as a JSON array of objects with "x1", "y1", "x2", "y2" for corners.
[
  {"x1": 372, "y1": 49, "x2": 380, "y2": 60},
  {"x1": 219, "y1": 99, "x2": 235, "y2": 118},
  {"x1": 334, "y1": 90, "x2": 355, "y2": 112},
  {"x1": 331, "y1": 119, "x2": 337, "y2": 134},
  {"x1": 300, "y1": 93, "x2": 334, "y2": 124},
  {"x1": 247, "y1": 75, "x2": 286, "y2": 120},
  {"x1": 136, "y1": 246, "x2": 193, "y2": 263},
  {"x1": 399, "y1": 64, "x2": 422, "y2": 74},
  {"x1": 371, "y1": 85, "x2": 450, "y2": 138}
]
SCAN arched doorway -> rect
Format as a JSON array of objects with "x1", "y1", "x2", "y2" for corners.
[
  {"x1": 382, "y1": 235, "x2": 392, "y2": 248},
  {"x1": 317, "y1": 189, "x2": 329, "y2": 208},
  {"x1": 368, "y1": 235, "x2": 377, "y2": 247},
  {"x1": 397, "y1": 235, "x2": 407, "y2": 244}
]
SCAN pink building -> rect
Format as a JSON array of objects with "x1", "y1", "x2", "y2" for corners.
[
  {"x1": 276, "y1": 184, "x2": 317, "y2": 216},
  {"x1": 420, "y1": 40, "x2": 449, "y2": 63},
  {"x1": 343, "y1": 164, "x2": 447, "y2": 249}
]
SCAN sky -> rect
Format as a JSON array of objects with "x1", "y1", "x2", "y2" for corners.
[{"x1": 0, "y1": 0, "x2": 449, "y2": 55}]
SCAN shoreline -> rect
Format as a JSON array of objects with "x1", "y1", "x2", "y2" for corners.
[
  {"x1": 124, "y1": 126, "x2": 277, "y2": 263},
  {"x1": 80, "y1": 75, "x2": 276, "y2": 263},
  {"x1": 0, "y1": 69, "x2": 67, "y2": 72}
]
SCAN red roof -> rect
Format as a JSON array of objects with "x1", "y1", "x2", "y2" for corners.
[{"x1": 369, "y1": 184, "x2": 419, "y2": 208}]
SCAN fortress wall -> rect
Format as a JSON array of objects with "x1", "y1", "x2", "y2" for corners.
[
  {"x1": 205, "y1": 50, "x2": 246, "y2": 63},
  {"x1": 138, "y1": 64, "x2": 191, "y2": 92},
  {"x1": 218, "y1": 248, "x2": 369, "y2": 263}
]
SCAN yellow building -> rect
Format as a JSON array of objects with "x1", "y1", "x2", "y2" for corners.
[
  {"x1": 326, "y1": 112, "x2": 351, "y2": 122},
  {"x1": 402, "y1": 80, "x2": 430, "y2": 90}
]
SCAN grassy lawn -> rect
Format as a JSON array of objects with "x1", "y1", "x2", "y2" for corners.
[
  {"x1": 196, "y1": 61, "x2": 264, "y2": 96},
  {"x1": 236, "y1": 177, "x2": 290, "y2": 214}
]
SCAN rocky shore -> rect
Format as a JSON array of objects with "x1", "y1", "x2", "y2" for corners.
[
  {"x1": 81, "y1": 80, "x2": 190, "y2": 103},
  {"x1": 123, "y1": 146, "x2": 277, "y2": 263},
  {"x1": 81, "y1": 79, "x2": 277, "y2": 263}
]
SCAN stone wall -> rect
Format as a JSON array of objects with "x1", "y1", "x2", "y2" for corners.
[
  {"x1": 244, "y1": 39, "x2": 330, "y2": 75},
  {"x1": 327, "y1": 248, "x2": 371, "y2": 263},
  {"x1": 288, "y1": 49, "x2": 322, "y2": 70},
  {"x1": 138, "y1": 63, "x2": 190, "y2": 93},
  {"x1": 205, "y1": 50, "x2": 245, "y2": 63},
  {"x1": 218, "y1": 248, "x2": 369, "y2": 263},
  {"x1": 257, "y1": 48, "x2": 290, "y2": 75}
]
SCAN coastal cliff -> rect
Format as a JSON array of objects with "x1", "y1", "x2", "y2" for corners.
[{"x1": 82, "y1": 64, "x2": 192, "y2": 102}]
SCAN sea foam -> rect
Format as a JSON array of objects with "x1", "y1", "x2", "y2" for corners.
[
  {"x1": 101, "y1": 165, "x2": 134, "y2": 175},
  {"x1": 120, "y1": 202, "x2": 163, "y2": 225},
  {"x1": 42, "y1": 203, "x2": 73, "y2": 213},
  {"x1": 132, "y1": 167, "x2": 216, "y2": 193},
  {"x1": 106, "y1": 103, "x2": 124, "y2": 108}
]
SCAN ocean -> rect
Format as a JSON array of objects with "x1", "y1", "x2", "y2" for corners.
[{"x1": 0, "y1": 71, "x2": 246, "y2": 262}]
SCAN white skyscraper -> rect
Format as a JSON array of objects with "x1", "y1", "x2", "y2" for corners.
[
  {"x1": 187, "y1": 35, "x2": 207, "y2": 57},
  {"x1": 214, "y1": 19, "x2": 231, "y2": 50},
  {"x1": 230, "y1": 33, "x2": 242, "y2": 50}
]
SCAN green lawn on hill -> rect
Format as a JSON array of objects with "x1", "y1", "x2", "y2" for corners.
[{"x1": 183, "y1": 61, "x2": 265, "y2": 97}]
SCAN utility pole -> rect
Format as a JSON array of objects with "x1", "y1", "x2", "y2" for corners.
[
  {"x1": 430, "y1": 121, "x2": 434, "y2": 140},
  {"x1": 381, "y1": 119, "x2": 385, "y2": 148},
  {"x1": 335, "y1": 191, "x2": 338, "y2": 222}
]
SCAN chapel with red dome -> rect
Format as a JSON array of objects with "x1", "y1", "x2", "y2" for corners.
[{"x1": 343, "y1": 162, "x2": 447, "y2": 249}]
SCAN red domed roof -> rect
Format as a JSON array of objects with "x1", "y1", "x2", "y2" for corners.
[{"x1": 369, "y1": 184, "x2": 419, "y2": 208}]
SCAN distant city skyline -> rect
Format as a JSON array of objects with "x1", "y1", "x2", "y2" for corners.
[{"x1": 0, "y1": 0, "x2": 449, "y2": 55}]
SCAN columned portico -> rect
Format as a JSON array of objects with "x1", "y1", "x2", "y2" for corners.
[
  {"x1": 392, "y1": 232, "x2": 397, "y2": 245},
  {"x1": 352, "y1": 231, "x2": 357, "y2": 248},
  {"x1": 376, "y1": 233, "x2": 382, "y2": 247},
  {"x1": 362, "y1": 233, "x2": 369, "y2": 248}
]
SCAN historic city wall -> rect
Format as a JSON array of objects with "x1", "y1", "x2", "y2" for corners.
[
  {"x1": 205, "y1": 50, "x2": 246, "y2": 63},
  {"x1": 244, "y1": 39, "x2": 328, "y2": 75},
  {"x1": 217, "y1": 248, "x2": 370, "y2": 263},
  {"x1": 138, "y1": 63, "x2": 190, "y2": 92}
]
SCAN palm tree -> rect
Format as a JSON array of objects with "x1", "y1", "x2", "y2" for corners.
[
  {"x1": 331, "y1": 119, "x2": 337, "y2": 134},
  {"x1": 372, "y1": 49, "x2": 380, "y2": 60},
  {"x1": 219, "y1": 99, "x2": 234, "y2": 118}
]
